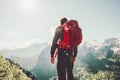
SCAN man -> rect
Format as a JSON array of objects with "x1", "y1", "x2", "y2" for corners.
[{"x1": 50, "y1": 17, "x2": 78, "y2": 80}]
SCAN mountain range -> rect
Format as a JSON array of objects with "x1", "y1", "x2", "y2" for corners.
[
  {"x1": 1, "y1": 43, "x2": 49, "y2": 70},
  {"x1": 0, "y1": 38, "x2": 120, "y2": 80}
]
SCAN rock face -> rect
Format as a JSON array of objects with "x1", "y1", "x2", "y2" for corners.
[{"x1": 0, "y1": 53, "x2": 36, "y2": 80}]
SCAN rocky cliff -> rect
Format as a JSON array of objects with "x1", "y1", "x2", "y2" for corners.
[{"x1": 0, "y1": 53, "x2": 36, "y2": 80}]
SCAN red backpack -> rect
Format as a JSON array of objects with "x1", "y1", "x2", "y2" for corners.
[{"x1": 59, "y1": 20, "x2": 82, "y2": 50}]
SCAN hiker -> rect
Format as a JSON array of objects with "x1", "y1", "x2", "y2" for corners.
[{"x1": 50, "y1": 17, "x2": 82, "y2": 80}]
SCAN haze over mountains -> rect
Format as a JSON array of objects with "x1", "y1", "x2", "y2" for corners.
[
  {"x1": 1, "y1": 43, "x2": 49, "y2": 70},
  {"x1": 0, "y1": 38, "x2": 120, "y2": 80}
]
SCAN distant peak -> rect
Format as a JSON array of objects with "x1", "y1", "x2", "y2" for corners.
[{"x1": 29, "y1": 42, "x2": 49, "y2": 48}]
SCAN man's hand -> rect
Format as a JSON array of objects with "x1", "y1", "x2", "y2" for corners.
[
  {"x1": 51, "y1": 57, "x2": 55, "y2": 64},
  {"x1": 72, "y1": 57, "x2": 76, "y2": 62}
]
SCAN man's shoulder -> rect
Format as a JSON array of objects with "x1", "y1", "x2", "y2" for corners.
[
  {"x1": 56, "y1": 25, "x2": 63, "y2": 32},
  {"x1": 57, "y1": 25, "x2": 63, "y2": 29}
]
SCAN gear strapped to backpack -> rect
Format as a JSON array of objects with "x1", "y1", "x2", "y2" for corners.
[{"x1": 59, "y1": 20, "x2": 82, "y2": 50}]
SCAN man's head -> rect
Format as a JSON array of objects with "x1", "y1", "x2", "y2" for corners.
[{"x1": 60, "y1": 17, "x2": 68, "y2": 25}]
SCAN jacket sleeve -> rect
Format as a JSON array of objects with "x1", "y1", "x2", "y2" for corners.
[
  {"x1": 73, "y1": 47, "x2": 78, "y2": 57},
  {"x1": 50, "y1": 27, "x2": 61, "y2": 57}
]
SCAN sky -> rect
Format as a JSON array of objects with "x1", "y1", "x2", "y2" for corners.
[{"x1": 0, "y1": 0, "x2": 120, "y2": 49}]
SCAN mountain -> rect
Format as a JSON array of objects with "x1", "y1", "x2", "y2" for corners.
[
  {"x1": 0, "y1": 53, "x2": 36, "y2": 80},
  {"x1": 0, "y1": 43, "x2": 49, "y2": 70},
  {"x1": 103, "y1": 38, "x2": 120, "y2": 52},
  {"x1": 32, "y1": 46, "x2": 57, "y2": 80},
  {"x1": 78, "y1": 38, "x2": 120, "y2": 59},
  {"x1": 0, "y1": 38, "x2": 120, "y2": 80},
  {"x1": 74, "y1": 38, "x2": 120, "y2": 79},
  {"x1": 32, "y1": 38, "x2": 120, "y2": 80},
  {"x1": 1, "y1": 43, "x2": 49, "y2": 57}
]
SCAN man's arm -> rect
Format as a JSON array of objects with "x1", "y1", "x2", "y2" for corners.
[
  {"x1": 73, "y1": 47, "x2": 78, "y2": 57},
  {"x1": 50, "y1": 27, "x2": 61, "y2": 57},
  {"x1": 72, "y1": 47, "x2": 78, "y2": 62}
]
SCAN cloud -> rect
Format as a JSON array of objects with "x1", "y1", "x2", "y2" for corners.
[{"x1": 50, "y1": 26, "x2": 56, "y2": 37}]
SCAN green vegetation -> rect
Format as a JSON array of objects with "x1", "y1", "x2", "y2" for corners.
[
  {"x1": 0, "y1": 53, "x2": 35, "y2": 80},
  {"x1": 74, "y1": 51, "x2": 120, "y2": 80}
]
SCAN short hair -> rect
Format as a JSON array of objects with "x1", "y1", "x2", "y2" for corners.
[{"x1": 60, "y1": 17, "x2": 68, "y2": 25}]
